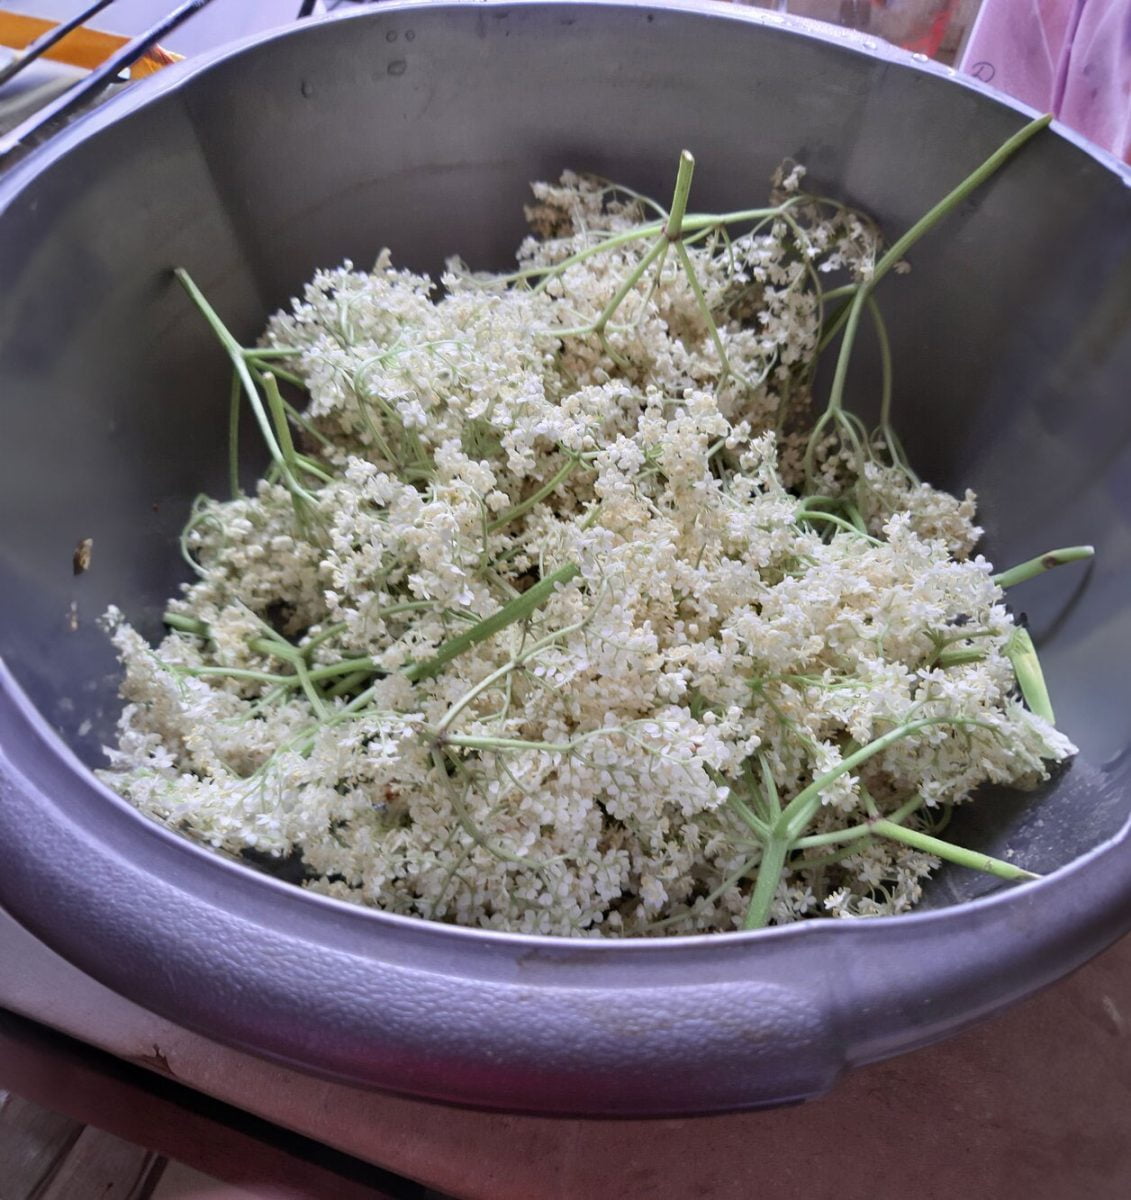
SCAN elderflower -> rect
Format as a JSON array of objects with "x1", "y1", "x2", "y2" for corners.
[{"x1": 100, "y1": 159, "x2": 1078, "y2": 937}]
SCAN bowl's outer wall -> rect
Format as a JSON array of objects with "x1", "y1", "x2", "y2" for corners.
[{"x1": 1, "y1": 1, "x2": 1130, "y2": 1114}]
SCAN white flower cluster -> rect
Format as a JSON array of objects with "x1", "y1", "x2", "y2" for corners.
[{"x1": 100, "y1": 170, "x2": 1074, "y2": 936}]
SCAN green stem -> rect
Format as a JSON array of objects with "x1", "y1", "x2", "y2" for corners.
[
  {"x1": 291, "y1": 656, "x2": 330, "y2": 718},
  {"x1": 866, "y1": 294, "x2": 893, "y2": 437},
  {"x1": 793, "y1": 792, "x2": 926, "y2": 849},
  {"x1": 165, "y1": 603, "x2": 433, "y2": 657},
  {"x1": 325, "y1": 668, "x2": 373, "y2": 698},
  {"x1": 819, "y1": 113, "x2": 1052, "y2": 352},
  {"x1": 175, "y1": 269, "x2": 281, "y2": 462},
  {"x1": 300, "y1": 621, "x2": 348, "y2": 653},
  {"x1": 305, "y1": 657, "x2": 379, "y2": 684},
  {"x1": 499, "y1": 204, "x2": 782, "y2": 293},
  {"x1": 227, "y1": 369, "x2": 241, "y2": 499},
  {"x1": 1005, "y1": 626, "x2": 1055, "y2": 723},
  {"x1": 261, "y1": 372, "x2": 334, "y2": 484},
  {"x1": 431, "y1": 748, "x2": 546, "y2": 871},
  {"x1": 758, "y1": 755, "x2": 782, "y2": 823},
  {"x1": 243, "y1": 346, "x2": 304, "y2": 359},
  {"x1": 487, "y1": 456, "x2": 581, "y2": 534},
  {"x1": 441, "y1": 734, "x2": 584, "y2": 754},
  {"x1": 929, "y1": 626, "x2": 997, "y2": 656},
  {"x1": 795, "y1": 495, "x2": 842, "y2": 510},
  {"x1": 578, "y1": 502, "x2": 603, "y2": 531},
  {"x1": 936, "y1": 647, "x2": 986, "y2": 668},
  {"x1": 262, "y1": 369, "x2": 299, "y2": 467},
  {"x1": 174, "y1": 268, "x2": 317, "y2": 510},
  {"x1": 841, "y1": 500, "x2": 868, "y2": 534},
  {"x1": 743, "y1": 834, "x2": 790, "y2": 930},
  {"x1": 790, "y1": 844, "x2": 869, "y2": 872},
  {"x1": 879, "y1": 115, "x2": 1051, "y2": 277},
  {"x1": 797, "y1": 509, "x2": 882, "y2": 543},
  {"x1": 776, "y1": 716, "x2": 990, "y2": 842},
  {"x1": 525, "y1": 224, "x2": 666, "y2": 288},
  {"x1": 253, "y1": 362, "x2": 306, "y2": 389},
  {"x1": 665, "y1": 150, "x2": 695, "y2": 241},
  {"x1": 404, "y1": 563, "x2": 581, "y2": 683},
  {"x1": 489, "y1": 192, "x2": 827, "y2": 297},
  {"x1": 728, "y1": 792, "x2": 770, "y2": 838},
  {"x1": 675, "y1": 239, "x2": 733, "y2": 380},
  {"x1": 592, "y1": 236, "x2": 668, "y2": 335},
  {"x1": 820, "y1": 283, "x2": 858, "y2": 303},
  {"x1": 436, "y1": 620, "x2": 583, "y2": 734},
  {"x1": 646, "y1": 854, "x2": 761, "y2": 932},
  {"x1": 279, "y1": 396, "x2": 333, "y2": 449},
  {"x1": 369, "y1": 599, "x2": 443, "y2": 622},
  {"x1": 993, "y1": 545, "x2": 1094, "y2": 589},
  {"x1": 173, "y1": 665, "x2": 288, "y2": 685},
  {"x1": 286, "y1": 681, "x2": 383, "y2": 758},
  {"x1": 870, "y1": 818, "x2": 1039, "y2": 882},
  {"x1": 825, "y1": 286, "x2": 868, "y2": 414},
  {"x1": 175, "y1": 654, "x2": 383, "y2": 694},
  {"x1": 165, "y1": 613, "x2": 209, "y2": 637}
]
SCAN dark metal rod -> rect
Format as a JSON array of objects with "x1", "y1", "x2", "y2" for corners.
[
  {"x1": 0, "y1": 0, "x2": 122, "y2": 90},
  {"x1": 0, "y1": 0, "x2": 217, "y2": 159}
]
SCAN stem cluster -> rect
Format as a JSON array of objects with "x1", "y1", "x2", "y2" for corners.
[{"x1": 158, "y1": 112, "x2": 1092, "y2": 933}]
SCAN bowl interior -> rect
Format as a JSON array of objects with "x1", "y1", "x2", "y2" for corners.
[{"x1": 2, "y1": 2, "x2": 1130, "y2": 906}]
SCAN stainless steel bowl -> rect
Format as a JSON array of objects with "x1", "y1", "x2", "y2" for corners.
[{"x1": 1, "y1": 1, "x2": 1129, "y2": 1116}]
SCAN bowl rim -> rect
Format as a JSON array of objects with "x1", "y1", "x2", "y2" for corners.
[
  {"x1": 1, "y1": 0, "x2": 1129, "y2": 205},
  {"x1": 0, "y1": 0, "x2": 1128, "y2": 958},
  {"x1": 4, "y1": 0, "x2": 1131, "y2": 1114}
]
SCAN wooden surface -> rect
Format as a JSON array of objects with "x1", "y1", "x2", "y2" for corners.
[
  {"x1": 0, "y1": 1089, "x2": 164, "y2": 1199},
  {"x1": 0, "y1": 1009, "x2": 427, "y2": 1200},
  {"x1": 0, "y1": 1090, "x2": 338, "y2": 1199}
]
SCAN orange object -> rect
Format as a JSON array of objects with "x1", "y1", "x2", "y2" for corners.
[{"x1": 0, "y1": 9, "x2": 182, "y2": 79}]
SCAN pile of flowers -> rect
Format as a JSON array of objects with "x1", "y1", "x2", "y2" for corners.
[{"x1": 100, "y1": 123, "x2": 1084, "y2": 935}]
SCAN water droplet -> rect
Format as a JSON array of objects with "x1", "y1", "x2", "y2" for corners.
[
  {"x1": 911, "y1": 52, "x2": 929, "y2": 63},
  {"x1": 300, "y1": 79, "x2": 314, "y2": 98},
  {"x1": 386, "y1": 29, "x2": 398, "y2": 42},
  {"x1": 405, "y1": 29, "x2": 415, "y2": 42},
  {"x1": 387, "y1": 59, "x2": 407, "y2": 77}
]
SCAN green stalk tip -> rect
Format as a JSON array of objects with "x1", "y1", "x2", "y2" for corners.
[
  {"x1": 870, "y1": 818, "x2": 1040, "y2": 883},
  {"x1": 1005, "y1": 626, "x2": 1056, "y2": 724},
  {"x1": 665, "y1": 150, "x2": 696, "y2": 242},
  {"x1": 819, "y1": 113, "x2": 1052, "y2": 354},
  {"x1": 164, "y1": 612, "x2": 210, "y2": 638},
  {"x1": 994, "y1": 545, "x2": 1094, "y2": 589}
]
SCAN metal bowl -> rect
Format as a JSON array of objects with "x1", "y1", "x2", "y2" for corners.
[{"x1": 1, "y1": 1, "x2": 1129, "y2": 1116}]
